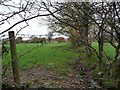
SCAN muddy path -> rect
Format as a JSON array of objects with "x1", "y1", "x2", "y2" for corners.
[{"x1": 2, "y1": 58, "x2": 104, "y2": 89}]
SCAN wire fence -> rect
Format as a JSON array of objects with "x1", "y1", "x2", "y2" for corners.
[{"x1": 1, "y1": 32, "x2": 49, "y2": 86}]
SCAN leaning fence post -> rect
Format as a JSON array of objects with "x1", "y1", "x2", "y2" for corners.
[{"x1": 8, "y1": 31, "x2": 20, "y2": 86}]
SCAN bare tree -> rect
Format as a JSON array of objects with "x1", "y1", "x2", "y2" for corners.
[{"x1": 44, "y1": 2, "x2": 94, "y2": 55}]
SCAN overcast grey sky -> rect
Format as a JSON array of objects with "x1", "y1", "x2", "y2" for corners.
[
  {"x1": 0, "y1": 0, "x2": 50, "y2": 36},
  {"x1": 16, "y1": 18, "x2": 49, "y2": 35},
  {"x1": 0, "y1": 0, "x2": 70, "y2": 40}
]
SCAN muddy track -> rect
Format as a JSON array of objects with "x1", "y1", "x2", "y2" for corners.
[{"x1": 3, "y1": 58, "x2": 104, "y2": 89}]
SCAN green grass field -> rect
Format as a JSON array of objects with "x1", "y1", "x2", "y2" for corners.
[
  {"x1": 2, "y1": 42, "x2": 79, "y2": 75},
  {"x1": 2, "y1": 42, "x2": 116, "y2": 76}
]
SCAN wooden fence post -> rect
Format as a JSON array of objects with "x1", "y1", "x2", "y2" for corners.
[
  {"x1": 0, "y1": 39, "x2": 2, "y2": 90},
  {"x1": 8, "y1": 31, "x2": 20, "y2": 86}
]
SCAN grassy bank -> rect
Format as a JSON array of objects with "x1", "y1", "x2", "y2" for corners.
[{"x1": 83, "y1": 42, "x2": 116, "y2": 88}]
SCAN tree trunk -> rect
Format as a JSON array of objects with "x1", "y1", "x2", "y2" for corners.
[
  {"x1": 98, "y1": 29, "x2": 104, "y2": 63},
  {"x1": 115, "y1": 42, "x2": 120, "y2": 89},
  {"x1": 82, "y1": 2, "x2": 91, "y2": 56}
]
